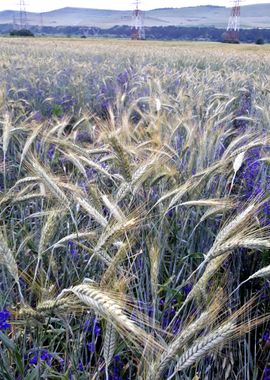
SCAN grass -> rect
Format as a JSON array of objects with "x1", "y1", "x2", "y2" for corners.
[{"x1": 0, "y1": 38, "x2": 270, "y2": 380}]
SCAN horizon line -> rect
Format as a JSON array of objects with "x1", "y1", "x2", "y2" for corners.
[{"x1": 0, "y1": 3, "x2": 268, "y2": 13}]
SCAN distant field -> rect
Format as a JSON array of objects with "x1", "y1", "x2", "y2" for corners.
[{"x1": 0, "y1": 38, "x2": 270, "y2": 380}]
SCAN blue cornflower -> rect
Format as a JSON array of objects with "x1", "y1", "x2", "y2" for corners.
[
  {"x1": 112, "y1": 355, "x2": 122, "y2": 379},
  {"x1": 29, "y1": 349, "x2": 53, "y2": 366},
  {"x1": 87, "y1": 342, "x2": 95, "y2": 352},
  {"x1": 78, "y1": 180, "x2": 87, "y2": 193},
  {"x1": 86, "y1": 168, "x2": 94, "y2": 179},
  {"x1": 47, "y1": 144, "x2": 55, "y2": 159},
  {"x1": 166, "y1": 208, "x2": 175, "y2": 218},
  {"x1": 56, "y1": 356, "x2": 65, "y2": 370},
  {"x1": 148, "y1": 305, "x2": 154, "y2": 318},
  {"x1": 114, "y1": 355, "x2": 121, "y2": 363},
  {"x1": 94, "y1": 320, "x2": 101, "y2": 336},
  {"x1": 172, "y1": 318, "x2": 182, "y2": 334},
  {"x1": 264, "y1": 368, "x2": 270, "y2": 380},
  {"x1": 159, "y1": 299, "x2": 165, "y2": 307},
  {"x1": 68, "y1": 241, "x2": 78, "y2": 257},
  {"x1": 183, "y1": 284, "x2": 193, "y2": 296},
  {"x1": 77, "y1": 361, "x2": 84, "y2": 371},
  {"x1": 40, "y1": 349, "x2": 52, "y2": 364},
  {"x1": 0, "y1": 308, "x2": 11, "y2": 330},
  {"x1": 33, "y1": 112, "x2": 43, "y2": 122},
  {"x1": 29, "y1": 355, "x2": 38, "y2": 365},
  {"x1": 35, "y1": 140, "x2": 42, "y2": 153},
  {"x1": 84, "y1": 319, "x2": 92, "y2": 332},
  {"x1": 116, "y1": 71, "x2": 129, "y2": 89},
  {"x1": 263, "y1": 331, "x2": 270, "y2": 341}
]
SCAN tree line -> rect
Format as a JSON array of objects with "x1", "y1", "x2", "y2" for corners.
[{"x1": 0, "y1": 23, "x2": 268, "y2": 43}]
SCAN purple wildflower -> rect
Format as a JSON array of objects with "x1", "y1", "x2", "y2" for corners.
[
  {"x1": 0, "y1": 308, "x2": 11, "y2": 330},
  {"x1": 166, "y1": 208, "x2": 175, "y2": 218},
  {"x1": 77, "y1": 362, "x2": 84, "y2": 371},
  {"x1": 117, "y1": 71, "x2": 129, "y2": 91},
  {"x1": 94, "y1": 319, "x2": 101, "y2": 336},
  {"x1": 87, "y1": 342, "x2": 95, "y2": 352},
  {"x1": 263, "y1": 331, "x2": 270, "y2": 342},
  {"x1": 29, "y1": 349, "x2": 53, "y2": 366},
  {"x1": 84, "y1": 319, "x2": 92, "y2": 332},
  {"x1": 183, "y1": 284, "x2": 193, "y2": 296},
  {"x1": 40, "y1": 349, "x2": 53, "y2": 365},
  {"x1": 264, "y1": 368, "x2": 270, "y2": 380},
  {"x1": 68, "y1": 241, "x2": 78, "y2": 257},
  {"x1": 172, "y1": 318, "x2": 182, "y2": 334},
  {"x1": 29, "y1": 355, "x2": 38, "y2": 365},
  {"x1": 47, "y1": 144, "x2": 56, "y2": 159}
]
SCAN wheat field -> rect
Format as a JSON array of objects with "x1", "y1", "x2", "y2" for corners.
[{"x1": 0, "y1": 37, "x2": 270, "y2": 380}]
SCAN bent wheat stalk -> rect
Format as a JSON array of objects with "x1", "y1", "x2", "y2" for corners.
[
  {"x1": 147, "y1": 295, "x2": 222, "y2": 380},
  {"x1": 57, "y1": 283, "x2": 161, "y2": 352}
]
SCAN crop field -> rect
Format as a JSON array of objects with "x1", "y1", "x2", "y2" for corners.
[{"x1": 1, "y1": 37, "x2": 270, "y2": 380}]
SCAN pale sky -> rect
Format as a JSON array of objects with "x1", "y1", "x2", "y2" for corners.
[{"x1": 0, "y1": 0, "x2": 268, "y2": 12}]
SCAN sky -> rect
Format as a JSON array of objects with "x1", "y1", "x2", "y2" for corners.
[{"x1": 0, "y1": 0, "x2": 269, "y2": 12}]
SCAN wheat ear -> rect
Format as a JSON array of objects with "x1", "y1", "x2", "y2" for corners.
[
  {"x1": 19, "y1": 123, "x2": 43, "y2": 172},
  {"x1": 148, "y1": 294, "x2": 222, "y2": 380},
  {"x1": 76, "y1": 196, "x2": 108, "y2": 227},
  {"x1": 231, "y1": 262, "x2": 270, "y2": 296},
  {"x1": 89, "y1": 218, "x2": 138, "y2": 268},
  {"x1": 28, "y1": 157, "x2": 69, "y2": 206},
  {"x1": 167, "y1": 321, "x2": 235, "y2": 379},
  {"x1": 168, "y1": 254, "x2": 229, "y2": 330},
  {"x1": 33, "y1": 209, "x2": 61, "y2": 284},
  {"x1": 0, "y1": 229, "x2": 24, "y2": 302},
  {"x1": 163, "y1": 303, "x2": 220, "y2": 374},
  {"x1": 57, "y1": 284, "x2": 160, "y2": 352},
  {"x1": 103, "y1": 322, "x2": 117, "y2": 379},
  {"x1": 109, "y1": 135, "x2": 132, "y2": 182},
  {"x1": 2, "y1": 112, "x2": 12, "y2": 190}
]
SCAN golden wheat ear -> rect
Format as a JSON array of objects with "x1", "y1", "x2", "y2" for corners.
[
  {"x1": 0, "y1": 229, "x2": 24, "y2": 302},
  {"x1": 103, "y1": 322, "x2": 117, "y2": 378},
  {"x1": 168, "y1": 299, "x2": 270, "y2": 379},
  {"x1": 25, "y1": 154, "x2": 69, "y2": 206},
  {"x1": 147, "y1": 291, "x2": 224, "y2": 380},
  {"x1": 33, "y1": 208, "x2": 65, "y2": 285},
  {"x1": 56, "y1": 283, "x2": 163, "y2": 353}
]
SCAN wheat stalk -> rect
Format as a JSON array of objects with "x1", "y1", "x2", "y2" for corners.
[{"x1": 50, "y1": 231, "x2": 97, "y2": 249}]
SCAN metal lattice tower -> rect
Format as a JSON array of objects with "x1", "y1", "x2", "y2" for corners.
[
  {"x1": 12, "y1": 13, "x2": 17, "y2": 29},
  {"x1": 39, "y1": 13, "x2": 44, "y2": 33},
  {"x1": 225, "y1": 0, "x2": 241, "y2": 43},
  {"x1": 19, "y1": 0, "x2": 28, "y2": 29},
  {"x1": 131, "y1": 1, "x2": 145, "y2": 40}
]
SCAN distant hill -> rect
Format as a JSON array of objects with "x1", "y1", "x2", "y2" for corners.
[{"x1": 1, "y1": 4, "x2": 270, "y2": 29}]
